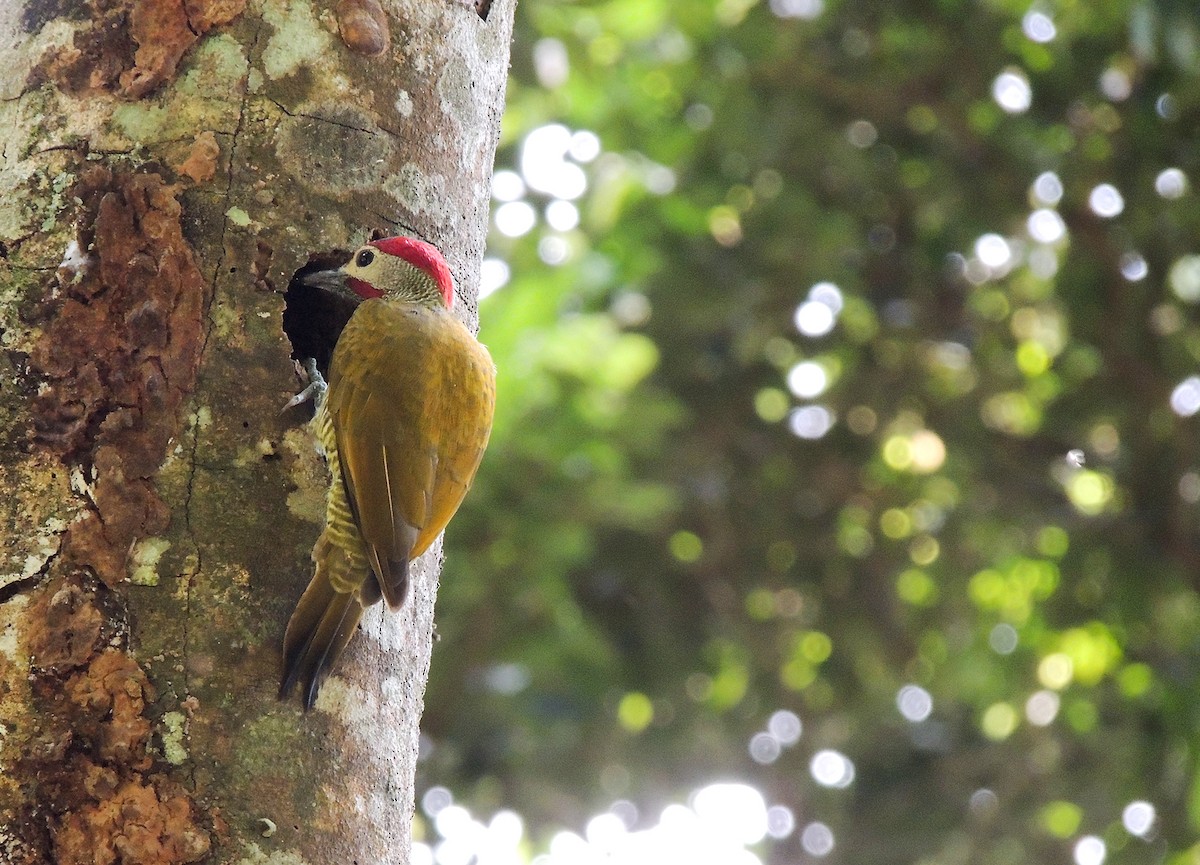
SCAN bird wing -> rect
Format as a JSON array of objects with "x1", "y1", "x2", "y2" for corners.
[
  {"x1": 326, "y1": 300, "x2": 495, "y2": 609},
  {"x1": 417, "y1": 329, "x2": 495, "y2": 558},
  {"x1": 327, "y1": 301, "x2": 436, "y2": 608}
]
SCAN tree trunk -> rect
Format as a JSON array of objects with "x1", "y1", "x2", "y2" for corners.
[{"x1": 0, "y1": 1, "x2": 512, "y2": 862}]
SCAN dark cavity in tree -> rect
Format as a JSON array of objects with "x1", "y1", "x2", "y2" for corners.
[{"x1": 281, "y1": 249, "x2": 358, "y2": 386}]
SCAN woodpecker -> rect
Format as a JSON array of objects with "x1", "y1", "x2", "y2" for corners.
[{"x1": 280, "y1": 236, "x2": 495, "y2": 708}]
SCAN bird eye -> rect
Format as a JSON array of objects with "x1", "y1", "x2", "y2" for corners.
[{"x1": 355, "y1": 249, "x2": 375, "y2": 268}]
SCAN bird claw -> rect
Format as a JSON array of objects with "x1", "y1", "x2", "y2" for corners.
[{"x1": 283, "y1": 358, "x2": 328, "y2": 412}]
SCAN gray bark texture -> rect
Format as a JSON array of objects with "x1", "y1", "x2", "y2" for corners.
[{"x1": 0, "y1": 1, "x2": 513, "y2": 862}]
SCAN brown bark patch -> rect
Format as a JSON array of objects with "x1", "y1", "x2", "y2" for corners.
[
  {"x1": 54, "y1": 776, "x2": 211, "y2": 865},
  {"x1": 31, "y1": 0, "x2": 247, "y2": 98},
  {"x1": 174, "y1": 131, "x2": 221, "y2": 184},
  {"x1": 30, "y1": 165, "x2": 211, "y2": 585},
  {"x1": 120, "y1": 0, "x2": 199, "y2": 98},
  {"x1": 336, "y1": 0, "x2": 390, "y2": 57},
  {"x1": 17, "y1": 574, "x2": 210, "y2": 864},
  {"x1": 25, "y1": 580, "x2": 104, "y2": 671}
]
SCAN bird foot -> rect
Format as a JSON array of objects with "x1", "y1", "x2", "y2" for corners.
[{"x1": 283, "y1": 358, "x2": 328, "y2": 411}]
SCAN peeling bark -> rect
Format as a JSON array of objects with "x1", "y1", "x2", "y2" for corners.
[
  {"x1": 22, "y1": 574, "x2": 211, "y2": 865},
  {"x1": 0, "y1": 0, "x2": 514, "y2": 861},
  {"x1": 31, "y1": 0, "x2": 249, "y2": 98},
  {"x1": 31, "y1": 165, "x2": 209, "y2": 587}
]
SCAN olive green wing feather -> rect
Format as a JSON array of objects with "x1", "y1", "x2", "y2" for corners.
[
  {"x1": 326, "y1": 302, "x2": 437, "y2": 609},
  {"x1": 412, "y1": 343, "x2": 496, "y2": 558}
]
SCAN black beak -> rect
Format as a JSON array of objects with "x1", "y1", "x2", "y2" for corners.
[{"x1": 299, "y1": 267, "x2": 355, "y2": 298}]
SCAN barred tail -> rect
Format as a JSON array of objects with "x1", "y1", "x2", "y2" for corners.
[{"x1": 280, "y1": 532, "x2": 366, "y2": 709}]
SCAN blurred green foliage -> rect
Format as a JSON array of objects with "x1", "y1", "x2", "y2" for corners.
[{"x1": 424, "y1": 1, "x2": 1200, "y2": 861}]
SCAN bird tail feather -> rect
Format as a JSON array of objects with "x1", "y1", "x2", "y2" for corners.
[{"x1": 280, "y1": 533, "x2": 366, "y2": 709}]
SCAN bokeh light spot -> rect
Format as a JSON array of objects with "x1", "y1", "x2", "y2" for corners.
[
  {"x1": 1038, "y1": 652, "x2": 1074, "y2": 689},
  {"x1": 847, "y1": 405, "x2": 877, "y2": 435},
  {"x1": 789, "y1": 405, "x2": 835, "y2": 439},
  {"x1": 1041, "y1": 800, "x2": 1082, "y2": 838},
  {"x1": 770, "y1": 0, "x2": 824, "y2": 19},
  {"x1": 495, "y1": 201, "x2": 537, "y2": 237},
  {"x1": 909, "y1": 429, "x2": 947, "y2": 472},
  {"x1": 568, "y1": 130, "x2": 601, "y2": 162},
  {"x1": 1119, "y1": 252, "x2": 1148, "y2": 281},
  {"x1": 748, "y1": 732, "x2": 782, "y2": 765},
  {"x1": 989, "y1": 623, "x2": 1018, "y2": 654},
  {"x1": 1025, "y1": 689, "x2": 1060, "y2": 726},
  {"x1": 1028, "y1": 208, "x2": 1066, "y2": 243},
  {"x1": 491, "y1": 169, "x2": 525, "y2": 201},
  {"x1": 896, "y1": 568, "x2": 938, "y2": 605},
  {"x1": 883, "y1": 435, "x2": 912, "y2": 470},
  {"x1": 538, "y1": 235, "x2": 570, "y2": 266},
  {"x1": 1170, "y1": 256, "x2": 1200, "y2": 302},
  {"x1": 611, "y1": 291, "x2": 652, "y2": 326},
  {"x1": 691, "y1": 783, "x2": 768, "y2": 845},
  {"x1": 980, "y1": 702, "x2": 1018, "y2": 740},
  {"x1": 846, "y1": 119, "x2": 878, "y2": 148},
  {"x1": 1119, "y1": 663, "x2": 1153, "y2": 697},
  {"x1": 794, "y1": 300, "x2": 836, "y2": 337},
  {"x1": 1088, "y1": 183, "x2": 1124, "y2": 217},
  {"x1": 708, "y1": 205, "x2": 743, "y2": 246},
  {"x1": 584, "y1": 812, "x2": 625, "y2": 849},
  {"x1": 969, "y1": 789, "x2": 999, "y2": 816},
  {"x1": 521, "y1": 124, "x2": 589, "y2": 199},
  {"x1": 1037, "y1": 526, "x2": 1069, "y2": 557},
  {"x1": 533, "y1": 37, "x2": 570, "y2": 88},
  {"x1": 1016, "y1": 341, "x2": 1050, "y2": 376},
  {"x1": 1099, "y1": 67, "x2": 1131, "y2": 101},
  {"x1": 767, "y1": 709, "x2": 802, "y2": 744},
  {"x1": 1033, "y1": 171, "x2": 1063, "y2": 205},
  {"x1": 786, "y1": 361, "x2": 829, "y2": 398},
  {"x1": 975, "y1": 233, "x2": 1012, "y2": 268},
  {"x1": 800, "y1": 822, "x2": 835, "y2": 856},
  {"x1": 1180, "y1": 471, "x2": 1200, "y2": 503},
  {"x1": 617, "y1": 692, "x2": 654, "y2": 732},
  {"x1": 896, "y1": 684, "x2": 933, "y2": 722},
  {"x1": 1156, "y1": 167, "x2": 1187, "y2": 199},
  {"x1": 810, "y1": 750, "x2": 855, "y2": 788},
  {"x1": 1022, "y1": 10, "x2": 1056, "y2": 42},
  {"x1": 545, "y1": 199, "x2": 580, "y2": 232},
  {"x1": 479, "y1": 258, "x2": 510, "y2": 299},
  {"x1": 423, "y1": 786, "x2": 453, "y2": 818},
  {"x1": 992, "y1": 69, "x2": 1032, "y2": 113},
  {"x1": 880, "y1": 508, "x2": 911, "y2": 539},
  {"x1": 1171, "y1": 377, "x2": 1200, "y2": 416},
  {"x1": 765, "y1": 805, "x2": 795, "y2": 840},
  {"x1": 909, "y1": 535, "x2": 939, "y2": 566},
  {"x1": 670, "y1": 531, "x2": 704, "y2": 563},
  {"x1": 800, "y1": 630, "x2": 833, "y2": 663},
  {"x1": 808, "y1": 281, "x2": 844, "y2": 312},
  {"x1": 1122, "y1": 801, "x2": 1156, "y2": 837},
  {"x1": 1074, "y1": 835, "x2": 1106, "y2": 865},
  {"x1": 754, "y1": 388, "x2": 790, "y2": 422},
  {"x1": 1065, "y1": 470, "x2": 1114, "y2": 515}
]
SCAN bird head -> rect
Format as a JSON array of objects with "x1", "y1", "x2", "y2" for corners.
[{"x1": 342, "y1": 236, "x2": 455, "y2": 309}]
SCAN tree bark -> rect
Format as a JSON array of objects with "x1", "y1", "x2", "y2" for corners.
[{"x1": 0, "y1": 1, "x2": 513, "y2": 862}]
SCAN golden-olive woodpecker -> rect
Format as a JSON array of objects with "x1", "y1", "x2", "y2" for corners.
[{"x1": 280, "y1": 236, "x2": 495, "y2": 708}]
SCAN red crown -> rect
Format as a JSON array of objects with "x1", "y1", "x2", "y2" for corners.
[{"x1": 370, "y1": 236, "x2": 455, "y2": 308}]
